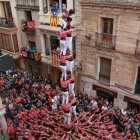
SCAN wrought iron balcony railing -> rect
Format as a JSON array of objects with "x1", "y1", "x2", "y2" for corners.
[
  {"x1": 0, "y1": 17, "x2": 15, "y2": 28},
  {"x1": 95, "y1": 33, "x2": 116, "y2": 50},
  {"x1": 16, "y1": 0, "x2": 39, "y2": 7}
]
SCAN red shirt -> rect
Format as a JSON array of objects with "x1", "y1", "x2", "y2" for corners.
[
  {"x1": 64, "y1": 123, "x2": 72, "y2": 129},
  {"x1": 60, "y1": 30, "x2": 67, "y2": 40},
  {"x1": 63, "y1": 10, "x2": 70, "y2": 19},
  {"x1": 66, "y1": 30, "x2": 72, "y2": 36},
  {"x1": 60, "y1": 80, "x2": 70, "y2": 89},
  {"x1": 60, "y1": 55, "x2": 67, "y2": 64},
  {"x1": 8, "y1": 125, "x2": 14, "y2": 134}
]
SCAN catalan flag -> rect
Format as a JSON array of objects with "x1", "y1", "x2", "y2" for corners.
[{"x1": 50, "y1": 11, "x2": 58, "y2": 27}]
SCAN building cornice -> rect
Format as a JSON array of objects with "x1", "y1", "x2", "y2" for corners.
[
  {"x1": 79, "y1": 0, "x2": 140, "y2": 10},
  {"x1": 15, "y1": 5, "x2": 39, "y2": 11}
]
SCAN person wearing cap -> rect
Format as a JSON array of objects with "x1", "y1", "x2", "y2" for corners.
[
  {"x1": 60, "y1": 28, "x2": 67, "y2": 56},
  {"x1": 61, "y1": 103, "x2": 71, "y2": 124}
]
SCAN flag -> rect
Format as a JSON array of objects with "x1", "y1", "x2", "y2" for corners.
[{"x1": 50, "y1": 11, "x2": 58, "y2": 27}]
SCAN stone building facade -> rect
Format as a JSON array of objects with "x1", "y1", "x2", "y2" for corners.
[
  {"x1": 79, "y1": 0, "x2": 140, "y2": 108},
  {"x1": 16, "y1": 0, "x2": 42, "y2": 74}
]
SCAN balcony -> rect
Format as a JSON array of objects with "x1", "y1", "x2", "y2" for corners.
[
  {"x1": 0, "y1": 18, "x2": 19, "y2": 59},
  {"x1": 16, "y1": 0, "x2": 39, "y2": 10},
  {"x1": 95, "y1": 33, "x2": 116, "y2": 50},
  {"x1": 20, "y1": 20, "x2": 35, "y2": 33},
  {"x1": 41, "y1": 52, "x2": 59, "y2": 67},
  {"x1": 21, "y1": 47, "x2": 41, "y2": 61},
  {"x1": 0, "y1": 17, "x2": 15, "y2": 28}
]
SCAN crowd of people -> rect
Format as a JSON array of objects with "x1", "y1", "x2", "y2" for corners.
[{"x1": 0, "y1": 68, "x2": 139, "y2": 140}]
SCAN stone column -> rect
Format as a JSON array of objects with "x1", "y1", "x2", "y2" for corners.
[
  {"x1": 59, "y1": 0, "x2": 62, "y2": 15},
  {"x1": 47, "y1": 35, "x2": 51, "y2": 54},
  {"x1": 47, "y1": 0, "x2": 50, "y2": 12},
  {"x1": 66, "y1": 0, "x2": 74, "y2": 11},
  {"x1": 11, "y1": 35, "x2": 15, "y2": 53},
  {"x1": 40, "y1": 34, "x2": 46, "y2": 57},
  {"x1": 39, "y1": 0, "x2": 43, "y2": 14}
]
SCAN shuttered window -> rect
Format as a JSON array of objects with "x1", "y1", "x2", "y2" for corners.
[{"x1": 99, "y1": 57, "x2": 111, "y2": 83}]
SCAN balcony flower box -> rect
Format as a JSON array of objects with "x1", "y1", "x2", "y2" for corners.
[
  {"x1": 20, "y1": 20, "x2": 35, "y2": 33},
  {"x1": 20, "y1": 47, "x2": 41, "y2": 61}
]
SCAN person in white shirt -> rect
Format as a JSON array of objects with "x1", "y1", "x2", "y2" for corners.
[
  {"x1": 121, "y1": 108, "x2": 127, "y2": 115},
  {"x1": 91, "y1": 98, "x2": 98, "y2": 107}
]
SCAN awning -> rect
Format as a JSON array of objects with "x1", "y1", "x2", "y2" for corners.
[{"x1": 0, "y1": 54, "x2": 14, "y2": 72}]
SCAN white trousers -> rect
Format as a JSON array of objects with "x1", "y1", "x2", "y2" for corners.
[
  {"x1": 60, "y1": 65, "x2": 67, "y2": 81},
  {"x1": 66, "y1": 60, "x2": 74, "y2": 74},
  {"x1": 69, "y1": 83, "x2": 75, "y2": 97},
  {"x1": 64, "y1": 112, "x2": 71, "y2": 124},
  {"x1": 60, "y1": 18, "x2": 67, "y2": 29},
  {"x1": 60, "y1": 40, "x2": 67, "y2": 55},
  {"x1": 62, "y1": 91, "x2": 69, "y2": 104},
  {"x1": 70, "y1": 106, "x2": 76, "y2": 116},
  {"x1": 66, "y1": 37, "x2": 73, "y2": 51},
  {"x1": 52, "y1": 102, "x2": 57, "y2": 111}
]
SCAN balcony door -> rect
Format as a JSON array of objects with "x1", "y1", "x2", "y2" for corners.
[
  {"x1": 102, "y1": 18, "x2": 113, "y2": 43},
  {"x1": 3, "y1": 1, "x2": 12, "y2": 18},
  {"x1": 99, "y1": 57, "x2": 111, "y2": 84}
]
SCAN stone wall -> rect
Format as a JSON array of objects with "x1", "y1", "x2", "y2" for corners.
[{"x1": 80, "y1": 3, "x2": 140, "y2": 93}]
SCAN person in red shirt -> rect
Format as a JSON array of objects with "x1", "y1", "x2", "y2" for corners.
[
  {"x1": 60, "y1": 9, "x2": 74, "y2": 29},
  {"x1": 61, "y1": 104, "x2": 71, "y2": 124},
  {"x1": 60, "y1": 78, "x2": 71, "y2": 104},
  {"x1": 66, "y1": 27, "x2": 73, "y2": 52},
  {"x1": 60, "y1": 28, "x2": 67, "y2": 56},
  {"x1": 68, "y1": 72, "x2": 75, "y2": 97},
  {"x1": 66, "y1": 50, "x2": 74, "y2": 74},
  {"x1": 60, "y1": 54, "x2": 67, "y2": 81}
]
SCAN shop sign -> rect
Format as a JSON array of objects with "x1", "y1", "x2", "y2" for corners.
[
  {"x1": 124, "y1": 96, "x2": 140, "y2": 105},
  {"x1": 93, "y1": 84, "x2": 118, "y2": 98}
]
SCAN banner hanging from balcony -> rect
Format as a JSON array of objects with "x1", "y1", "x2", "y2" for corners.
[{"x1": 50, "y1": 2, "x2": 59, "y2": 27}]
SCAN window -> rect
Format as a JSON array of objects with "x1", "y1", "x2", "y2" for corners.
[
  {"x1": 50, "y1": 36, "x2": 59, "y2": 52},
  {"x1": 44, "y1": 34, "x2": 50, "y2": 55},
  {"x1": 25, "y1": 11, "x2": 32, "y2": 21},
  {"x1": 99, "y1": 57, "x2": 111, "y2": 84},
  {"x1": 102, "y1": 18, "x2": 113, "y2": 34},
  {"x1": 43, "y1": 0, "x2": 48, "y2": 13},
  {"x1": 101, "y1": 18, "x2": 113, "y2": 46},
  {"x1": 135, "y1": 67, "x2": 140, "y2": 95},
  {"x1": 2, "y1": 1, "x2": 12, "y2": 18}
]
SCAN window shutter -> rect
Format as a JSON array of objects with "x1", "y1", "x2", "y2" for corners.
[{"x1": 100, "y1": 58, "x2": 111, "y2": 80}]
